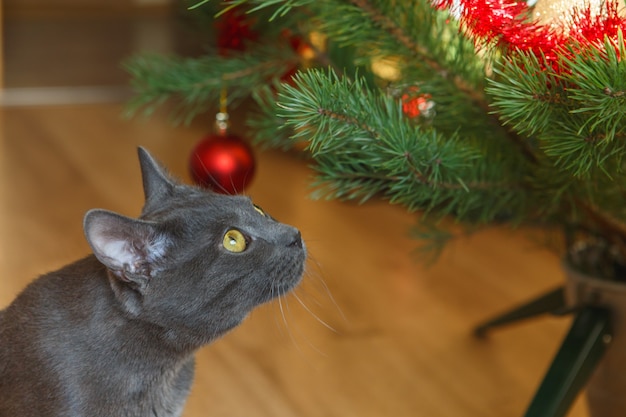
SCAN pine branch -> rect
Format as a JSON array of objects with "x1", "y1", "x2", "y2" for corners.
[
  {"x1": 124, "y1": 47, "x2": 299, "y2": 123},
  {"x1": 277, "y1": 69, "x2": 529, "y2": 223},
  {"x1": 316, "y1": 105, "x2": 516, "y2": 190},
  {"x1": 347, "y1": 0, "x2": 440, "y2": 70},
  {"x1": 190, "y1": 0, "x2": 315, "y2": 19},
  {"x1": 313, "y1": 0, "x2": 487, "y2": 100},
  {"x1": 488, "y1": 34, "x2": 626, "y2": 178},
  {"x1": 314, "y1": 0, "x2": 539, "y2": 169},
  {"x1": 122, "y1": 0, "x2": 626, "y2": 266},
  {"x1": 346, "y1": 0, "x2": 488, "y2": 110},
  {"x1": 247, "y1": 86, "x2": 297, "y2": 150}
]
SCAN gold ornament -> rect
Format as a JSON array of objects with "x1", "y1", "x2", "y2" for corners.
[{"x1": 371, "y1": 56, "x2": 402, "y2": 82}]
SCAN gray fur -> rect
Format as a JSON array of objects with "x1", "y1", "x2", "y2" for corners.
[{"x1": 0, "y1": 148, "x2": 306, "y2": 417}]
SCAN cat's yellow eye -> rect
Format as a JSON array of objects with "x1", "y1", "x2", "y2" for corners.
[
  {"x1": 253, "y1": 204, "x2": 265, "y2": 217},
  {"x1": 223, "y1": 229, "x2": 247, "y2": 253}
]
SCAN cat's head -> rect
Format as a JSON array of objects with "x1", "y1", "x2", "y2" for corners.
[{"x1": 83, "y1": 148, "x2": 306, "y2": 349}]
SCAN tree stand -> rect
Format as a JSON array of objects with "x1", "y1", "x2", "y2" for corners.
[{"x1": 474, "y1": 286, "x2": 612, "y2": 417}]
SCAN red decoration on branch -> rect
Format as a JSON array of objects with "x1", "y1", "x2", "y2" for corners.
[
  {"x1": 189, "y1": 109, "x2": 255, "y2": 195},
  {"x1": 276, "y1": 29, "x2": 315, "y2": 85},
  {"x1": 281, "y1": 29, "x2": 314, "y2": 58},
  {"x1": 434, "y1": 0, "x2": 626, "y2": 71},
  {"x1": 215, "y1": 7, "x2": 258, "y2": 55},
  {"x1": 189, "y1": 132, "x2": 256, "y2": 195},
  {"x1": 401, "y1": 87, "x2": 435, "y2": 119}
]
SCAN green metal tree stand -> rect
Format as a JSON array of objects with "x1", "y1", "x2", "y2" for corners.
[{"x1": 474, "y1": 287, "x2": 612, "y2": 417}]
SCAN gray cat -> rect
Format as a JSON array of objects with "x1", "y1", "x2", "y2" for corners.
[{"x1": 0, "y1": 148, "x2": 306, "y2": 417}]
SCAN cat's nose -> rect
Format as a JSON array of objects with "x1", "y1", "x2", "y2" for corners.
[{"x1": 288, "y1": 231, "x2": 303, "y2": 249}]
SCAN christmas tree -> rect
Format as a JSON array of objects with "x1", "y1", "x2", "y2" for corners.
[{"x1": 125, "y1": 0, "x2": 626, "y2": 274}]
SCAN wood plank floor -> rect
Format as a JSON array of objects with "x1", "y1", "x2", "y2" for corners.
[{"x1": 0, "y1": 102, "x2": 589, "y2": 416}]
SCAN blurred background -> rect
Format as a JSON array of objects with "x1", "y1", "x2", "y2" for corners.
[
  {"x1": 2, "y1": 0, "x2": 194, "y2": 99},
  {"x1": 0, "y1": 1, "x2": 589, "y2": 416}
]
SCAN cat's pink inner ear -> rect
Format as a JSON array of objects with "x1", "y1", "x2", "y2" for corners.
[
  {"x1": 84, "y1": 210, "x2": 137, "y2": 271},
  {"x1": 84, "y1": 209, "x2": 168, "y2": 276},
  {"x1": 96, "y1": 239, "x2": 137, "y2": 269}
]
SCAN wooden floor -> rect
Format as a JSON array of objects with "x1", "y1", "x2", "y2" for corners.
[{"x1": 1, "y1": 11, "x2": 590, "y2": 417}]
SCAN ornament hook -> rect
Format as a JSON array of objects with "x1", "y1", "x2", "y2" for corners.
[{"x1": 216, "y1": 87, "x2": 229, "y2": 135}]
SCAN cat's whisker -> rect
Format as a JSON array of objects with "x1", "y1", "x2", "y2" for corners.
[
  {"x1": 227, "y1": 174, "x2": 238, "y2": 196},
  {"x1": 271, "y1": 284, "x2": 292, "y2": 342},
  {"x1": 193, "y1": 153, "x2": 231, "y2": 195},
  {"x1": 281, "y1": 291, "x2": 330, "y2": 358},
  {"x1": 269, "y1": 282, "x2": 284, "y2": 332},
  {"x1": 278, "y1": 303, "x2": 291, "y2": 339},
  {"x1": 276, "y1": 288, "x2": 301, "y2": 350},
  {"x1": 303, "y1": 253, "x2": 348, "y2": 324},
  {"x1": 275, "y1": 286, "x2": 287, "y2": 329},
  {"x1": 233, "y1": 167, "x2": 253, "y2": 196},
  {"x1": 291, "y1": 291, "x2": 338, "y2": 334}
]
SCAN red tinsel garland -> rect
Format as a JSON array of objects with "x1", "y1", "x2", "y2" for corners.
[{"x1": 434, "y1": 0, "x2": 626, "y2": 70}]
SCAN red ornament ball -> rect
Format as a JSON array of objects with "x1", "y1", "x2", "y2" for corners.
[
  {"x1": 189, "y1": 133, "x2": 255, "y2": 194},
  {"x1": 215, "y1": 7, "x2": 257, "y2": 55}
]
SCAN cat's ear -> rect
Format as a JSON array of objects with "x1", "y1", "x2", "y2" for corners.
[
  {"x1": 137, "y1": 147, "x2": 176, "y2": 205},
  {"x1": 83, "y1": 209, "x2": 170, "y2": 288}
]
